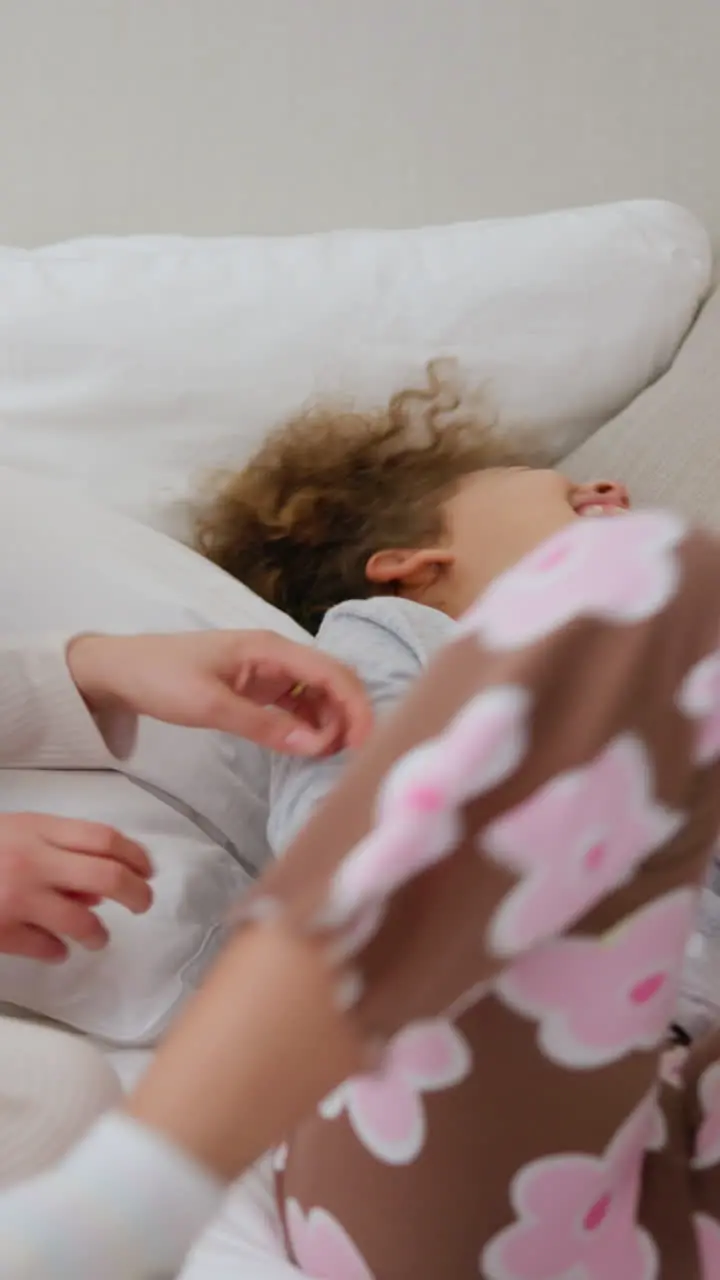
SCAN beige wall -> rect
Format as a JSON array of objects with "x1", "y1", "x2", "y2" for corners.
[{"x1": 1, "y1": 0, "x2": 718, "y2": 245}]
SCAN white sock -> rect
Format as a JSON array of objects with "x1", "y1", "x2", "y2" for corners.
[{"x1": 0, "y1": 1111, "x2": 224, "y2": 1278}]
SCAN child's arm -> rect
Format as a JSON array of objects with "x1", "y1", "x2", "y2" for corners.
[{"x1": 269, "y1": 601, "x2": 447, "y2": 853}]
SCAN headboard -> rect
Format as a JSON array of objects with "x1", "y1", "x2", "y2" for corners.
[{"x1": 2, "y1": 0, "x2": 718, "y2": 245}]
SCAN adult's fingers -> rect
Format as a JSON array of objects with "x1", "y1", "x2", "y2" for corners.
[
  {"x1": 41, "y1": 818, "x2": 152, "y2": 878},
  {"x1": 0, "y1": 923, "x2": 68, "y2": 963},
  {"x1": 275, "y1": 686, "x2": 346, "y2": 756},
  {"x1": 266, "y1": 639, "x2": 373, "y2": 749},
  {"x1": 202, "y1": 689, "x2": 336, "y2": 756},
  {"x1": 28, "y1": 892, "x2": 109, "y2": 951},
  {"x1": 39, "y1": 850, "x2": 153, "y2": 915},
  {"x1": 235, "y1": 634, "x2": 373, "y2": 749}
]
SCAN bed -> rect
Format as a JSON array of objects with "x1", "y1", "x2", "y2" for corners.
[{"x1": 0, "y1": 200, "x2": 716, "y2": 1277}]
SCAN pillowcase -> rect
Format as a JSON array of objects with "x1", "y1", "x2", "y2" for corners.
[
  {"x1": 0, "y1": 464, "x2": 308, "y2": 1045},
  {"x1": 562, "y1": 286, "x2": 720, "y2": 530},
  {"x1": 0, "y1": 200, "x2": 711, "y2": 541}
]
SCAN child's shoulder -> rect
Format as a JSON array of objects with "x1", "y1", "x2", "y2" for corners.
[{"x1": 317, "y1": 596, "x2": 457, "y2": 668}]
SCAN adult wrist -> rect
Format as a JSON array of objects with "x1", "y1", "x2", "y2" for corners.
[
  {"x1": 65, "y1": 634, "x2": 116, "y2": 711},
  {"x1": 65, "y1": 634, "x2": 139, "y2": 759}
]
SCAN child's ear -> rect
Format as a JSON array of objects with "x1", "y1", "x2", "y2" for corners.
[{"x1": 365, "y1": 547, "x2": 455, "y2": 588}]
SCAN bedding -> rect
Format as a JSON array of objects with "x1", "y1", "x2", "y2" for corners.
[
  {"x1": 564, "y1": 283, "x2": 720, "y2": 527},
  {"x1": 0, "y1": 200, "x2": 714, "y2": 1275},
  {"x1": 0, "y1": 200, "x2": 711, "y2": 542},
  {"x1": 179, "y1": 1160, "x2": 300, "y2": 1280},
  {"x1": 0, "y1": 466, "x2": 307, "y2": 1043}
]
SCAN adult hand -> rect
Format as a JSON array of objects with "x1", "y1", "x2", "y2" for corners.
[
  {"x1": 67, "y1": 630, "x2": 372, "y2": 757},
  {"x1": 0, "y1": 813, "x2": 153, "y2": 963}
]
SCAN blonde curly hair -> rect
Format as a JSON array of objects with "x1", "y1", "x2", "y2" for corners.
[{"x1": 196, "y1": 362, "x2": 516, "y2": 634}]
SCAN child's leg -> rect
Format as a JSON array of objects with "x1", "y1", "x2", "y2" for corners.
[
  {"x1": 653, "y1": 1026, "x2": 720, "y2": 1275},
  {"x1": 0, "y1": 1016, "x2": 120, "y2": 1186},
  {"x1": 1, "y1": 512, "x2": 720, "y2": 1279}
]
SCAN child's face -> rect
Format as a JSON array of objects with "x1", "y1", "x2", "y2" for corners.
[
  {"x1": 441, "y1": 467, "x2": 630, "y2": 616},
  {"x1": 366, "y1": 467, "x2": 630, "y2": 620}
]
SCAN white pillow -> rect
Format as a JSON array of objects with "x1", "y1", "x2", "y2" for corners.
[
  {"x1": 0, "y1": 465, "x2": 308, "y2": 1045},
  {"x1": 0, "y1": 200, "x2": 710, "y2": 541}
]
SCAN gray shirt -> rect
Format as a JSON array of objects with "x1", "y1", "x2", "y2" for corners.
[{"x1": 268, "y1": 597, "x2": 457, "y2": 855}]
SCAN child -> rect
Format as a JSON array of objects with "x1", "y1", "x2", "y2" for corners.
[
  {"x1": 196, "y1": 367, "x2": 629, "y2": 855},
  {"x1": 3, "y1": 375, "x2": 720, "y2": 1278}
]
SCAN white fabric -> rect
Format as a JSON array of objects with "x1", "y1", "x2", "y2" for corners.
[
  {"x1": 0, "y1": 465, "x2": 307, "y2": 1044},
  {"x1": 107, "y1": 1046, "x2": 298, "y2": 1280},
  {"x1": 0, "y1": 1017, "x2": 120, "y2": 1190},
  {"x1": 0, "y1": 637, "x2": 120, "y2": 768},
  {"x1": 0, "y1": 1110, "x2": 224, "y2": 1279},
  {"x1": 180, "y1": 1159, "x2": 302, "y2": 1280},
  {"x1": 102, "y1": 1045, "x2": 298, "y2": 1280},
  {"x1": 0, "y1": 200, "x2": 711, "y2": 542}
]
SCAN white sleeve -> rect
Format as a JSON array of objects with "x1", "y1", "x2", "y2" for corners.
[
  {"x1": 0, "y1": 636, "x2": 135, "y2": 769},
  {"x1": 267, "y1": 609, "x2": 425, "y2": 856}
]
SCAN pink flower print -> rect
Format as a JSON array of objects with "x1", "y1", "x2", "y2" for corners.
[
  {"x1": 328, "y1": 901, "x2": 387, "y2": 964},
  {"x1": 695, "y1": 1213, "x2": 720, "y2": 1276},
  {"x1": 693, "y1": 1061, "x2": 720, "y2": 1170},
  {"x1": 326, "y1": 787, "x2": 460, "y2": 926},
  {"x1": 482, "y1": 1093, "x2": 659, "y2": 1280},
  {"x1": 660, "y1": 1044, "x2": 689, "y2": 1090},
  {"x1": 496, "y1": 890, "x2": 696, "y2": 1067},
  {"x1": 327, "y1": 686, "x2": 528, "y2": 923},
  {"x1": 678, "y1": 647, "x2": 720, "y2": 765},
  {"x1": 485, "y1": 734, "x2": 682, "y2": 956},
  {"x1": 647, "y1": 1098, "x2": 667, "y2": 1153},
  {"x1": 460, "y1": 509, "x2": 684, "y2": 651},
  {"x1": 319, "y1": 1019, "x2": 471, "y2": 1165},
  {"x1": 379, "y1": 685, "x2": 529, "y2": 810},
  {"x1": 285, "y1": 1200, "x2": 374, "y2": 1279}
]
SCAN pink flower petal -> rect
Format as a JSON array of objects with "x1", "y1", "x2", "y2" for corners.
[
  {"x1": 405, "y1": 785, "x2": 446, "y2": 812},
  {"x1": 486, "y1": 735, "x2": 682, "y2": 955},
  {"x1": 483, "y1": 1095, "x2": 659, "y2": 1280},
  {"x1": 319, "y1": 1021, "x2": 471, "y2": 1166},
  {"x1": 345, "y1": 1075, "x2": 423, "y2": 1164},
  {"x1": 496, "y1": 891, "x2": 696, "y2": 1067},
  {"x1": 327, "y1": 686, "x2": 528, "y2": 922},
  {"x1": 678, "y1": 649, "x2": 720, "y2": 765},
  {"x1": 285, "y1": 1200, "x2": 374, "y2": 1280},
  {"x1": 695, "y1": 1213, "x2": 720, "y2": 1276},
  {"x1": 460, "y1": 511, "x2": 684, "y2": 652},
  {"x1": 693, "y1": 1062, "x2": 720, "y2": 1170},
  {"x1": 389, "y1": 1021, "x2": 473, "y2": 1090},
  {"x1": 330, "y1": 806, "x2": 460, "y2": 917},
  {"x1": 659, "y1": 1045, "x2": 688, "y2": 1090}
]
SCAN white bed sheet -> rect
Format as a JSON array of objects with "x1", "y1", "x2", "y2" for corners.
[{"x1": 105, "y1": 1045, "x2": 302, "y2": 1280}]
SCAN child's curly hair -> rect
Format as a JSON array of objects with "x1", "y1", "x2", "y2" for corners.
[{"x1": 196, "y1": 362, "x2": 516, "y2": 634}]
